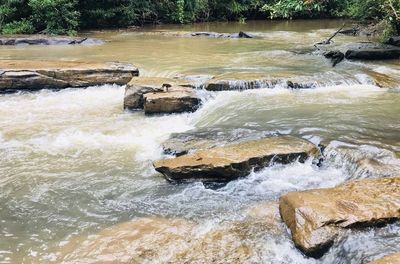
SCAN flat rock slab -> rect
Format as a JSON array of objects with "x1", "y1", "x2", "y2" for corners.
[
  {"x1": 0, "y1": 35, "x2": 103, "y2": 45},
  {"x1": 345, "y1": 49, "x2": 400, "y2": 60},
  {"x1": 205, "y1": 73, "x2": 315, "y2": 91},
  {"x1": 163, "y1": 127, "x2": 271, "y2": 156},
  {"x1": 143, "y1": 86, "x2": 201, "y2": 114},
  {"x1": 368, "y1": 252, "x2": 400, "y2": 264},
  {"x1": 124, "y1": 77, "x2": 194, "y2": 110},
  {"x1": 0, "y1": 60, "x2": 138, "y2": 92},
  {"x1": 279, "y1": 177, "x2": 400, "y2": 258},
  {"x1": 154, "y1": 136, "x2": 319, "y2": 182}
]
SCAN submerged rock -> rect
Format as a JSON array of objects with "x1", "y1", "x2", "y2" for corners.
[
  {"x1": 0, "y1": 35, "x2": 103, "y2": 45},
  {"x1": 123, "y1": 77, "x2": 194, "y2": 110},
  {"x1": 154, "y1": 136, "x2": 319, "y2": 182},
  {"x1": 345, "y1": 49, "x2": 400, "y2": 60},
  {"x1": 365, "y1": 70, "x2": 400, "y2": 89},
  {"x1": 183, "y1": 31, "x2": 254, "y2": 39},
  {"x1": 0, "y1": 60, "x2": 138, "y2": 92},
  {"x1": 143, "y1": 86, "x2": 201, "y2": 114},
  {"x1": 279, "y1": 177, "x2": 400, "y2": 258},
  {"x1": 204, "y1": 73, "x2": 315, "y2": 91},
  {"x1": 387, "y1": 36, "x2": 400, "y2": 47},
  {"x1": 368, "y1": 252, "x2": 400, "y2": 264},
  {"x1": 60, "y1": 217, "x2": 195, "y2": 263}
]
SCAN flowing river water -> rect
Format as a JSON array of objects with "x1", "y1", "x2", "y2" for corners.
[{"x1": 0, "y1": 20, "x2": 400, "y2": 263}]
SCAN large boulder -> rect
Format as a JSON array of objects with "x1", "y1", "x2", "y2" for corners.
[
  {"x1": 0, "y1": 60, "x2": 138, "y2": 92},
  {"x1": 279, "y1": 177, "x2": 400, "y2": 258},
  {"x1": 123, "y1": 77, "x2": 193, "y2": 110},
  {"x1": 143, "y1": 86, "x2": 201, "y2": 114},
  {"x1": 0, "y1": 35, "x2": 103, "y2": 45},
  {"x1": 204, "y1": 73, "x2": 315, "y2": 91},
  {"x1": 154, "y1": 136, "x2": 320, "y2": 182},
  {"x1": 345, "y1": 49, "x2": 400, "y2": 60},
  {"x1": 368, "y1": 252, "x2": 400, "y2": 264}
]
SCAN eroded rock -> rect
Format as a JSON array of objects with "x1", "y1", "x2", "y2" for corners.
[
  {"x1": 279, "y1": 177, "x2": 400, "y2": 258},
  {"x1": 0, "y1": 60, "x2": 138, "y2": 92},
  {"x1": 205, "y1": 73, "x2": 315, "y2": 91},
  {"x1": 0, "y1": 35, "x2": 103, "y2": 45},
  {"x1": 123, "y1": 77, "x2": 194, "y2": 110},
  {"x1": 154, "y1": 136, "x2": 320, "y2": 182},
  {"x1": 143, "y1": 86, "x2": 201, "y2": 114}
]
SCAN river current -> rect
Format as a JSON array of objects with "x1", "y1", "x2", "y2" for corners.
[{"x1": 0, "y1": 20, "x2": 399, "y2": 263}]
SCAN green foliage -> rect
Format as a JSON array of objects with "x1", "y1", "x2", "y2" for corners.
[
  {"x1": 0, "y1": 0, "x2": 398, "y2": 39},
  {"x1": 262, "y1": 0, "x2": 334, "y2": 19},
  {"x1": 28, "y1": 0, "x2": 79, "y2": 35},
  {"x1": 1, "y1": 18, "x2": 34, "y2": 34}
]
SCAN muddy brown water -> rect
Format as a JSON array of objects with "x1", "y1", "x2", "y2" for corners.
[{"x1": 0, "y1": 20, "x2": 399, "y2": 263}]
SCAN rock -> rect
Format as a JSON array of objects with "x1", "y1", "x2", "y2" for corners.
[
  {"x1": 143, "y1": 86, "x2": 201, "y2": 114},
  {"x1": 154, "y1": 136, "x2": 320, "y2": 182},
  {"x1": 123, "y1": 77, "x2": 195, "y2": 110},
  {"x1": 163, "y1": 127, "x2": 270, "y2": 156},
  {"x1": 184, "y1": 31, "x2": 253, "y2": 39},
  {"x1": 345, "y1": 49, "x2": 400, "y2": 60},
  {"x1": 0, "y1": 35, "x2": 103, "y2": 45},
  {"x1": 323, "y1": 50, "x2": 345, "y2": 67},
  {"x1": 0, "y1": 60, "x2": 138, "y2": 92},
  {"x1": 60, "y1": 217, "x2": 195, "y2": 263},
  {"x1": 365, "y1": 70, "x2": 399, "y2": 88},
  {"x1": 279, "y1": 177, "x2": 400, "y2": 258},
  {"x1": 205, "y1": 73, "x2": 315, "y2": 91},
  {"x1": 338, "y1": 28, "x2": 359, "y2": 36},
  {"x1": 238, "y1": 31, "x2": 253, "y2": 38},
  {"x1": 368, "y1": 252, "x2": 400, "y2": 264},
  {"x1": 387, "y1": 36, "x2": 400, "y2": 47}
]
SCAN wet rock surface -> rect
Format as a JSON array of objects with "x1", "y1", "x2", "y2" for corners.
[
  {"x1": 154, "y1": 136, "x2": 320, "y2": 182},
  {"x1": 368, "y1": 252, "x2": 400, "y2": 264},
  {"x1": 345, "y1": 48, "x2": 400, "y2": 60},
  {"x1": 143, "y1": 86, "x2": 201, "y2": 114},
  {"x1": 0, "y1": 60, "x2": 138, "y2": 92},
  {"x1": 0, "y1": 35, "x2": 103, "y2": 45},
  {"x1": 163, "y1": 127, "x2": 273, "y2": 156},
  {"x1": 123, "y1": 77, "x2": 194, "y2": 110},
  {"x1": 279, "y1": 177, "x2": 400, "y2": 258},
  {"x1": 205, "y1": 73, "x2": 315, "y2": 91},
  {"x1": 60, "y1": 204, "x2": 281, "y2": 263}
]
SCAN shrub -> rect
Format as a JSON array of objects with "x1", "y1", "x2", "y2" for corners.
[
  {"x1": 28, "y1": 0, "x2": 79, "y2": 35},
  {"x1": 1, "y1": 18, "x2": 34, "y2": 34}
]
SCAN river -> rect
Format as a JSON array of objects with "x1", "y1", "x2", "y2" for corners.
[{"x1": 0, "y1": 20, "x2": 399, "y2": 263}]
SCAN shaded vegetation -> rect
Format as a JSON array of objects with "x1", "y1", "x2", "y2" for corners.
[{"x1": 0, "y1": 0, "x2": 399, "y2": 38}]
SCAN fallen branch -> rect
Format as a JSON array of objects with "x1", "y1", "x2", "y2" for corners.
[{"x1": 316, "y1": 24, "x2": 345, "y2": 45}]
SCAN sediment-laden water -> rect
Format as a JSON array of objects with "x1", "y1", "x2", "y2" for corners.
[{"x1": 0, "y1": 20, "x2": 399, "y2": 263}]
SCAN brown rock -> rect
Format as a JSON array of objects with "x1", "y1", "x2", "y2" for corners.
[
  {"x1": 123, "y1": 77, "x2": 194, "y2": 110},
  {"x1": 279, "y1": 177, "x2": 400, "y2": 258},
  {"x1": 60, "y1": 217, "x2": 195, "y2": 263},
  {"x1": 0, "y1": 35, "x2": 103, "y2": 45},
  {"x1": 365, "y1": 70, "x2": 399, "y2": 89},
  {"x1": 154, "y1": 136, "x2": 320, "y2": 182},
  {"x1": 368, "y1": 252, "x2": 400, "y2": 264},
  {"x1": 204, "y1": 73, "x2": 314, "y2": 91},
  {"x1": 144, "y1": 86, "x2": 201, "y2": 114},
  {"x1": 0, "y1": 60, "x2": 138, "y2": 92}
]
